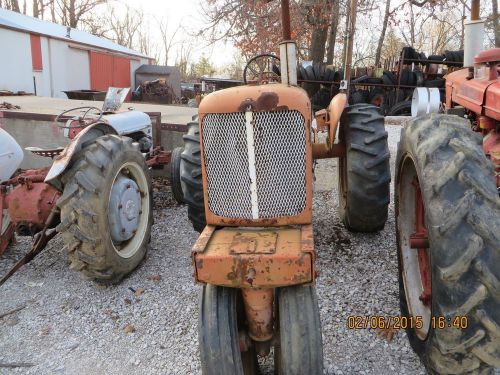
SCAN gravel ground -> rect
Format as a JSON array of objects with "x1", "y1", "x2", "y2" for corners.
[{"x1": 0, "y1": 124, "x2": 428, "y2": 374}]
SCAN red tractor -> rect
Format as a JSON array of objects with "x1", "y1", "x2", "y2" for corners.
[{"x1": 395, "y1": 1, "x2": 499, "y2": 372}]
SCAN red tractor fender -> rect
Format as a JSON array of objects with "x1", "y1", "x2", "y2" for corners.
[{"x1": 44, "y1": 122, "x2": 117, "y2": 184}]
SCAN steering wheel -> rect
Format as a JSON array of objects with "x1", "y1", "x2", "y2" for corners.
[
  {"x1": 55, "y1": 106, "x2": 103, "y2": 128},
  {"x1": 243, "y1": 54, "x2": 281, "y2": 84}
]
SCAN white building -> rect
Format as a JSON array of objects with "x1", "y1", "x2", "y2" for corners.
[{"x1": 0, "y1": 8, "x2": 151, "y2": 98}]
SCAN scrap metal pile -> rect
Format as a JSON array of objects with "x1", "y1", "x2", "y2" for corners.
[{"x1": 133, "y1": 79, "x2": 179, "y2": 104}]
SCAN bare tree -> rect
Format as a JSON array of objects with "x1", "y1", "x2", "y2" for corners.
[
  {"x1": 32, "y1": 0, "x2": 53, "y2": 19},
  {"x1": 157, "y1": 19, "x2": 180, "y2": 66},
  {"x1": 106, "y1": 5, "x2": 143, "y2": 49},
  {"x1": 2, "y1": 0, "x2": 21, "y2": 12},
  {"x1": 80, "y1": 14, "x2": 109, "y2": 37},
  {"x1": 138, "y1": 28, "x2": 160, "y2": 63},
  {"x1": 175, "y1": 40, "x2": 194, "y2": 80},
  {"x1": 56, "y1": 0, "x2": 107, "y2": 28}
]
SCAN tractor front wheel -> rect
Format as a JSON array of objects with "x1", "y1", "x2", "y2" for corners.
[
  {"x1": 396, "y1": 114, "x2": 500, "y2": 374},
  {"x1": 57, "y1": 135, "x2": 152, "y2": 283},
  {"x1": 274, "y1": 285, "x2": 323, "y2": 375},
  {"x1": 338, "y1": 104, "x2": 390, "y2": 232},
  {"x1": 199, "y1": 284, "x2": 323, "y2": 375},
  {"x1": 199, "y1": 285, "x2": 257, "y2": 375},
  {"x1": 170, "y1": 146, "x2": 184, "y2": 204}
]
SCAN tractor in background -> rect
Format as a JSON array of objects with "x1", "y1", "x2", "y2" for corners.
[
  {"x1": 395, "y1": 0, "x2": 499, "y2": 372},
  {"x1": 0, "y1": 88, "x2": 171, "y2": 285},
  {"x1": 177, "y1": 0, "x2": 390, "y2": 373}
]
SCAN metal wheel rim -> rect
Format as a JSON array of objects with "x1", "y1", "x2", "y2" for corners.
[
  {"x1": 398, "y1": 155, "x2": 432, "y2": 340},
  {"x1": 108, "y1": 161, "x2": 149, "y2": 259}
]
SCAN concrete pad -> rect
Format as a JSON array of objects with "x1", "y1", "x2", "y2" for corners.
[
  {"x1": 0, "y1": 96, "x2": 197, "y2": 170},
  {"x1": 0, "y1": 95, "x2": 197, "y2": 124}
]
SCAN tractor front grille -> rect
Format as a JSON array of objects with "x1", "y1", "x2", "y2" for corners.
[{"x1": 202, "y1": 110, "x2": 307, "y2": 219}]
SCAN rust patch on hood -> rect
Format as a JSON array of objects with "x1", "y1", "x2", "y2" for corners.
[{"x1": 238, "y1": 91, "x2": 289, "y2": 112}]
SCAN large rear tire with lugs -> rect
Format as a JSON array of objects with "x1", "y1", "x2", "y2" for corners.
[
  {"x1": 57, "y1": 135, "x2": 152, "y2": 283},
  {"x1": 338, "y1": 104, "x2": 390, "y2": 232},
  {"x1": 396, "y1": 114, "x2": 500, "y2": 374},
  {"x1": 180, "y1": 119, "x2": 206, "y2": 232}
]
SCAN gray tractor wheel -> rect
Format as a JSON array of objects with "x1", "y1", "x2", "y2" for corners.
[
  {"x1": 170, "y1": 146, "x2": 184, "y2": 204},
  {"x1": 57, "y1": 135, "x2": 152, "y2": 283},
  {"x1": 180, "y1": 119, "x2": 206, "y2": 232},
  {"x1": 396, "y1": 114, "x2": 500, "y2": 374},
  {"x1": 338, "y1": 104, "x2": 390, "y2": 232}
]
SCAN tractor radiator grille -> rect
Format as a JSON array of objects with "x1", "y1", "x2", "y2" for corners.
[{"x1": 202, "y1": 110, "x2": 307, "y2": 219}]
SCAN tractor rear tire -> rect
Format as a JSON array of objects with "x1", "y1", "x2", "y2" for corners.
[
  {"x1": 57, "y1": 135, "x2": 152, "y2": 283},
  {"x1": 170, "y1": 146, "x2": 184, "y2": 204},
  {"x1": 199, "y1": 285, "x2": 257, "y2": 375},
  {"x1": 395, "y1": 114, "x2": 500, "y2": 374},
  {"x1": 275, "y1": 285, "x2": 323, "y2": 375},
  {"x1": 338, "y1": 104, "x2": 390, "y2": 232},
  {"x1": 180, "y1": 120, "x2": 206, "y2": 232}
]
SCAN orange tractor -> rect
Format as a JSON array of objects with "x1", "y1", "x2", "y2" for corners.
[
  {"x1": 395, "y1": 0, "x2": 499, "y2": 373},
  {"x1": 178, "y1": 1, "x2": 390, "y2": 373}
]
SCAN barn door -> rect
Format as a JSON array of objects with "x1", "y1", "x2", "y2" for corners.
[
  {"x1": 89, "y1": 52, "x2": 131, "y2": 99},
  {"x1": 89, "y1": 51, "x2": 113, "y2": 91}
]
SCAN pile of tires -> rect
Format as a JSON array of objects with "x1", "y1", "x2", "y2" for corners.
[
  {"x1": 401, "y1": 46, "x2": 427, "y2": 64},
  {"x1": 428, "y1": 50, "x2": 464, "y2": 66},
  {"x1": 297, "y1": 63, "x2": 343, "y2": 83},
  {"x1": 402, "y1": 46, "x2": 464, "y2": 67}
]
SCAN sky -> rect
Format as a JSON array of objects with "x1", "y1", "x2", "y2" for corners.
[{"x1": 120, "y1": 0, "x2": 239, "y2": 68}]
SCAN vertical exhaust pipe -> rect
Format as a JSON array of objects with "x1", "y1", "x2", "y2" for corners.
[
  {"x1": 279, "y1": 0, "x2": 297, "y2": 86},
  {"x1": 464, "y1": 0, "x2": 484, "y2": 67}
]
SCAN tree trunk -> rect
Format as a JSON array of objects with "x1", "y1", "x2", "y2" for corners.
[
  {"x1": 310, "y1": 26, "x2": 329, "y2": 63},
  {"x1": 409, "y1": 4, "x2": 415, "y2": 46},
  {"x1": 375, "y1": 0, "x2": 391, "y2": 66},
  {"x1": 69, "y1": 0, "x2": 78, "y2": 28},
  {"x1": 50, "y1": 0, "x2": 56, "y2": 22},
  {"x1": 307, "y1": 0, "x2": 331, "y2": 63},
  {"x1": 493, "y1": 0, "x2": 500, "y2": 47},
  {"x1": 10, "y1": 0, "x2": 20, "y2": 12},
  {"x1": 341, "y1": 0, "x2": 350, "y2": 73},
  {"x1": 326, "y1": 0, "x2": 340, "y2": 65},
  {"x1": 33, "y1": 0, "x2": 39, "y2": 18}
]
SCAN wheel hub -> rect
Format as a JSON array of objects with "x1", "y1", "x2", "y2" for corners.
[
  {"x1": 398, "y1": 158, "x2": 432, "y2": 340},
  {"x1": 108, "y1": 175, "x2": 142, "y2": 243},
  {"x1": 408, "y1": 177, "x2": 432, "y2": 308}
]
